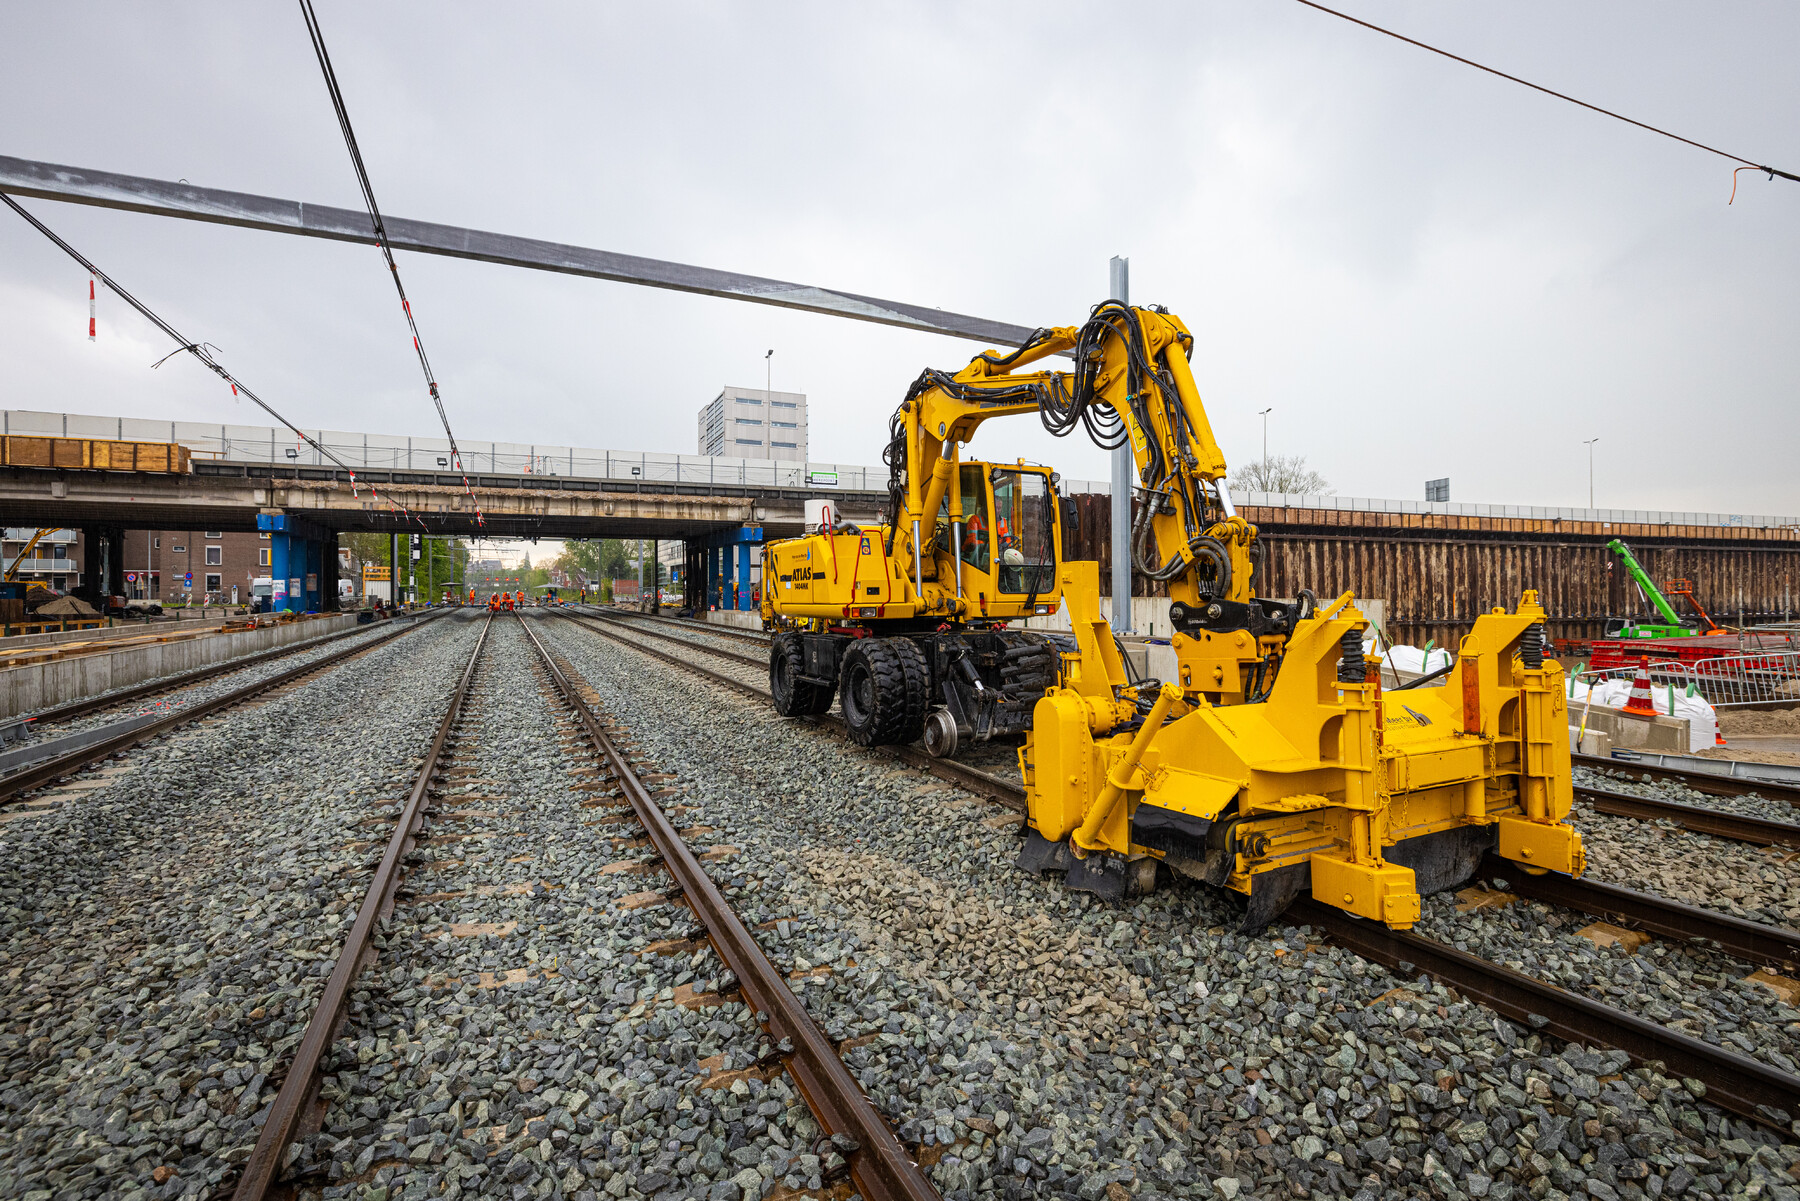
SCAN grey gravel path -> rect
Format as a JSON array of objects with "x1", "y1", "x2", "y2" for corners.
[
  {"x1": 540, "y1": 617, "x2": 1800, "y2": 1201},
  {"x1": 0, "y1": 613, "x2": 481, "y2": 1201}
]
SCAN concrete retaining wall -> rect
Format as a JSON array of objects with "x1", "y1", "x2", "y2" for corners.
[{"x1": 0, "y1": 615, "x2": 360, "y2": 720}]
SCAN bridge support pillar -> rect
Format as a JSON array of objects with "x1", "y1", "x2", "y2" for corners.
[
  {"x1": 305, "y1": 538, "x2": 322, "y2": 611},
  {"x1": 697, "y1": 524, "x2": 762, "y2": 613},
  {"x1": 257, "y1": 513, "x2": 316, "y2": 613},
  {"x1": 268, "y1": 531, "x2": 291, "y2": 612},
  {"x1": 322, "y1": 533, "x2": 340, "y2": 611}
]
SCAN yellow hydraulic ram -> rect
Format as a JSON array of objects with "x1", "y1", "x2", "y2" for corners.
[{"x1": 1020, "y1": 565, "x2": 1584, "y2": 930}]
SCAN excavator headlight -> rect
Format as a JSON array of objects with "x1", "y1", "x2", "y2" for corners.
[
  {"x1": 857, "y1": 607, "x2": 879, "y2": 617},
  {"x1": 1036, "y1": 604, "x2": 1053, "y2": 615}
]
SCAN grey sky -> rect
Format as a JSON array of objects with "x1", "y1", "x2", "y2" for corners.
[{"x1": 2, "y1": 2, "x2": 1794, "y2": 512}]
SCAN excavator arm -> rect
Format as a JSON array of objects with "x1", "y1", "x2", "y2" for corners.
[{"x1": 889, "y1": 304, "x2": 1258, "y2": 619}]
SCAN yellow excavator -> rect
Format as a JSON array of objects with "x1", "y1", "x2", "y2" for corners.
[{"x1": 766, "y1": 301, "x2": 1584, "y2": 929}]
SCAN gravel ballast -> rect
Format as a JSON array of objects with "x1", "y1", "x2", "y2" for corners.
[
  {"x1": 291, "y1": 619, "x2": 837, "y2": 1201},
  {"x1": 538, "y1": 615, "x2": 1800, "y2": 1201},
  {"x1": 0, "y1": 613, "x2": 481, "y2": 1200}
]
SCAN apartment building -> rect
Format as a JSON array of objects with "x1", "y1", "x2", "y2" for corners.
[
  {"x1": 0, "y1": 528, "x2": 82, "y2": 590},
  {"x1": 121, "y1": 529, "x2": 274, "y2": 604},
  {"x1": 696, "y1": 387, "x2": 808, "y2": 462}
]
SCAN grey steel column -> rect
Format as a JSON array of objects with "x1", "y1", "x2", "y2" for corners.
[{"x1": 1108, "y1": 256, "x2": 1132, "y2": 634}]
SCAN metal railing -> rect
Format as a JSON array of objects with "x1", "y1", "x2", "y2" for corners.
[{"x1": 1572, "y1": 651, "x2": 1800, "y2": 708}]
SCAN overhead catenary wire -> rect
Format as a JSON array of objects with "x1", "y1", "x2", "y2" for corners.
[
  {"x1": 1291, "y1": 0, "x2": 1799, "y2": 197},
  {"x1": 297, "y1": 0, "x2": 483, "y2": 525},
  {"x1": 0, "y1": 190, "x2": 429, "y2": 529}
]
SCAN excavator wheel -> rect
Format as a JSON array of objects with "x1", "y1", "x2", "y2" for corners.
[
  {"x1": 839, "y1": 637, "x2": 928, "y2": 747},
  {"x1": 769, "y1": 631, "x2": 834, "y2": 717}
]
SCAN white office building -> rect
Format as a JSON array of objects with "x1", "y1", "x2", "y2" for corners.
[{"x1": 697, "y1": 387, "x2": 807, "y2": 462}]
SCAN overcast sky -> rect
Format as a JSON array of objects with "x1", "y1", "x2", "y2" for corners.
[{"x1": 2, "y1": 2, "x2": 1794, "y2": 514}]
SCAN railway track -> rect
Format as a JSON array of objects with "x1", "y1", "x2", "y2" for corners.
[
  {"x1": 1573, "y1": 782, "x2": 1800, "y2": 848},
  {"x1": 514, "y1": 615, "x2": 938, "y2": 1201},
  {"x1": 562, "y1": 608, "x2": 1023, "y2": 807},
  {"x1": 560, "y1": 606, "x2": 1800, "y2": 1130},
  {"x1": 8, "y1": 614, "x2": 412, "y2": 733},
  {"x1": 589, "y1": 606, "x2": 769, "y2": 648},
  {"x1": 1576, "y1": 750, "x2": 1800, "y2": 809},
  {"x1": 0, "y1": 611, "x2": 441, "y2": 807},
  {"x1": 232, "y1": 612, "x2": 495, "y2": 1198},
  {"x1": 227, "y1": 613, "x2": 941, "y2": 1201}
]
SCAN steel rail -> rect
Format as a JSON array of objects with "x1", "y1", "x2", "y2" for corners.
[
  {"x1": 232, "y1": 613, "x2": 493, "y2": 1200},
  {"x1": 578, "y1": 609, "x2": 767, "y2": 669},
  {"x1": 0, "y1": 613, "x2": 438, "y2": 806},
  {"x1": 21, "y1": 615, "x2": 405, "y2": 728},
  {"x1": 558, "y1": 615, "x2": 1800, "y2": 1128},
  {"x1": 1294, "y1": 899, "x2": 1800, "y2": 1129},
  {"x1": 591, "y1": 606, "x2": 770, "y2": 647},
  {"x1": 514, "y1": 614, "x2": 941, "y2": 1201},
  {"x1": 555, "y1": 610, "x2": 1023, "y2": 808},
  {"x1": 1575, "y1": 751, "x2": 1800, "y2": 808},
  {"x1": 1574, "y1": 784, "x2": 1800, "y2": 848},
  {"x1": 1478, "y1": 857, "x2": 1800, "y2": 970}
]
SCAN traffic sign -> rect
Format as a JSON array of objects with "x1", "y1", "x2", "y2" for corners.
[{"x1": 125, "y1": 572, "x2": 137, "y2": 583}]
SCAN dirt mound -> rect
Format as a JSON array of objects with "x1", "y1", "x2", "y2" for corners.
[
  {"x1": 1718, "y1": 707, "x2": 1800, "y2": 736},
  {"x1": 34, "y1": 595, "x2": 100, "y2": 617}
]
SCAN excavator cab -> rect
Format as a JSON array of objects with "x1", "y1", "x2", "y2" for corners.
[{"x1": 925, "y1": 463, "x2": 1061, "y2": 610}]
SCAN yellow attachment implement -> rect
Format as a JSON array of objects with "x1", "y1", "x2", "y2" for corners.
[{"x1": 1021, "y1": 562, "x2": 1584, "y2": 930}]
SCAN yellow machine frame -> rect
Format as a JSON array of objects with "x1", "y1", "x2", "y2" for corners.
[{"x1": 952, "y1": 303, "x2": 1583, "y2": 929}]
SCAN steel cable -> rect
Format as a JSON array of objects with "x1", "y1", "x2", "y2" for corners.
[
  {"x1": 0, "y1": 190, "x2": 427, "y2": 528},
  {"x1": 1293, "y1": 0, "x2": 1798, "y2": 198},
  {"x1": 298, "y1": 0, "x2": 484, "y2": 524}
]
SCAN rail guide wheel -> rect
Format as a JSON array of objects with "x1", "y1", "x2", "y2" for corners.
[{"x1": 922, "y1": 708, "x2": 959, "y2": 759}]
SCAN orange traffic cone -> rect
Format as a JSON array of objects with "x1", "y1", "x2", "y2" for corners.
[{"x1": 1620, "y1": 659, "x2": 1657, "y2": 718}]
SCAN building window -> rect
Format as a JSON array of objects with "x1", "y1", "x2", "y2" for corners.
[
  {"x1": 733, "y1": 396, "x2": 762, "y2": 406},
  {"x1": 258, "y1": 548, "x2": 271, "y2": 567},
  {"x1": 772, "y1": 421, "x2": 797, "y2": 428},
  {"x1": 153, "y1": 538, "x2": 160, "y2": 549},
  {"x1": 205, "y1": 546, "x2": 222, "y2": 565},
  {"x1": 204, "y1": 573, "x2": 221, "y2": 593},
  {"x1": 772, "y1": 441, "x2": 798, "y2": 449},
  {"x1": 51, "y1": 545, "x2": 66, "y2": 560},
  {"x1": 172, "y1": 544, "x2": 185, "y2": 553},
  {"x1": 259, "y1": 532, "x2": 271, "y2": 540},
  {"x1": 52, "y1": 575, "x2": 66, "y2": 590},
  {"x1": 735, "y1": 438, "x2": 762, "y2": 447},
  {"x1": 735, "y1": 417, "x2": 762, "y2": 426},
  {"x1": 204, "y1": 531, "x2": 221, "y2": 538},
  {"x1": 771, "y1": 400, "x2": 798, "y2": 409}
]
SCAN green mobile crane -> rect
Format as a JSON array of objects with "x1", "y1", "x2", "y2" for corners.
[{"x1": 1603, "y1": 538, "x2": 1723, "y2": 639}]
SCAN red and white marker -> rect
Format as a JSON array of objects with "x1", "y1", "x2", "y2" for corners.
[{"x1": 88, "y1": 276, "x2": 96, "y2": 341}]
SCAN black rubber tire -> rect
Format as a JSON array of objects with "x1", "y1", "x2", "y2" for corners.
[
  {"x1": 838, "y1": 637, "x2": 929, "y2": 747},
  {"x1": 770, "y1": 631, "x2": 833, "y2": 717}
]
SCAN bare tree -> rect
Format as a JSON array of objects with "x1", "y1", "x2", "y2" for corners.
[{"x1": 1229, "y1": 454, "x2": 1333, "y2": 495}]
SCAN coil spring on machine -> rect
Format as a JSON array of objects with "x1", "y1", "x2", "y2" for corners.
[{"x1": 1337, "y1": 628, "x2": 1366, "y2": 683}]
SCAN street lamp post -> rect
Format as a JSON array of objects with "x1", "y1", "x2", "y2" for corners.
[
  {"x1": 1583, "y1": 438, "x2": 1600, "y2": 509},
  {"x1": 765, "y1": 348, "x2": 773, "y2": 397},
  {"x1": 1259, "y1": 408, "x2": 1273, "y2": 472}
]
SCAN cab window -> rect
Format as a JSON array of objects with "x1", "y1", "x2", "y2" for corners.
[
  {"x1": 935, "y1": 465, "x2": 991, "y2": 573},
  {"x1": 991, "y1": 469, "x2": 1054, "y2": 594}
]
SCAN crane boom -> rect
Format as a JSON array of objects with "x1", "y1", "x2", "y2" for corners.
[{"x1": 1606, "y1": 538, "x2": 1686, "y2": 627}]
